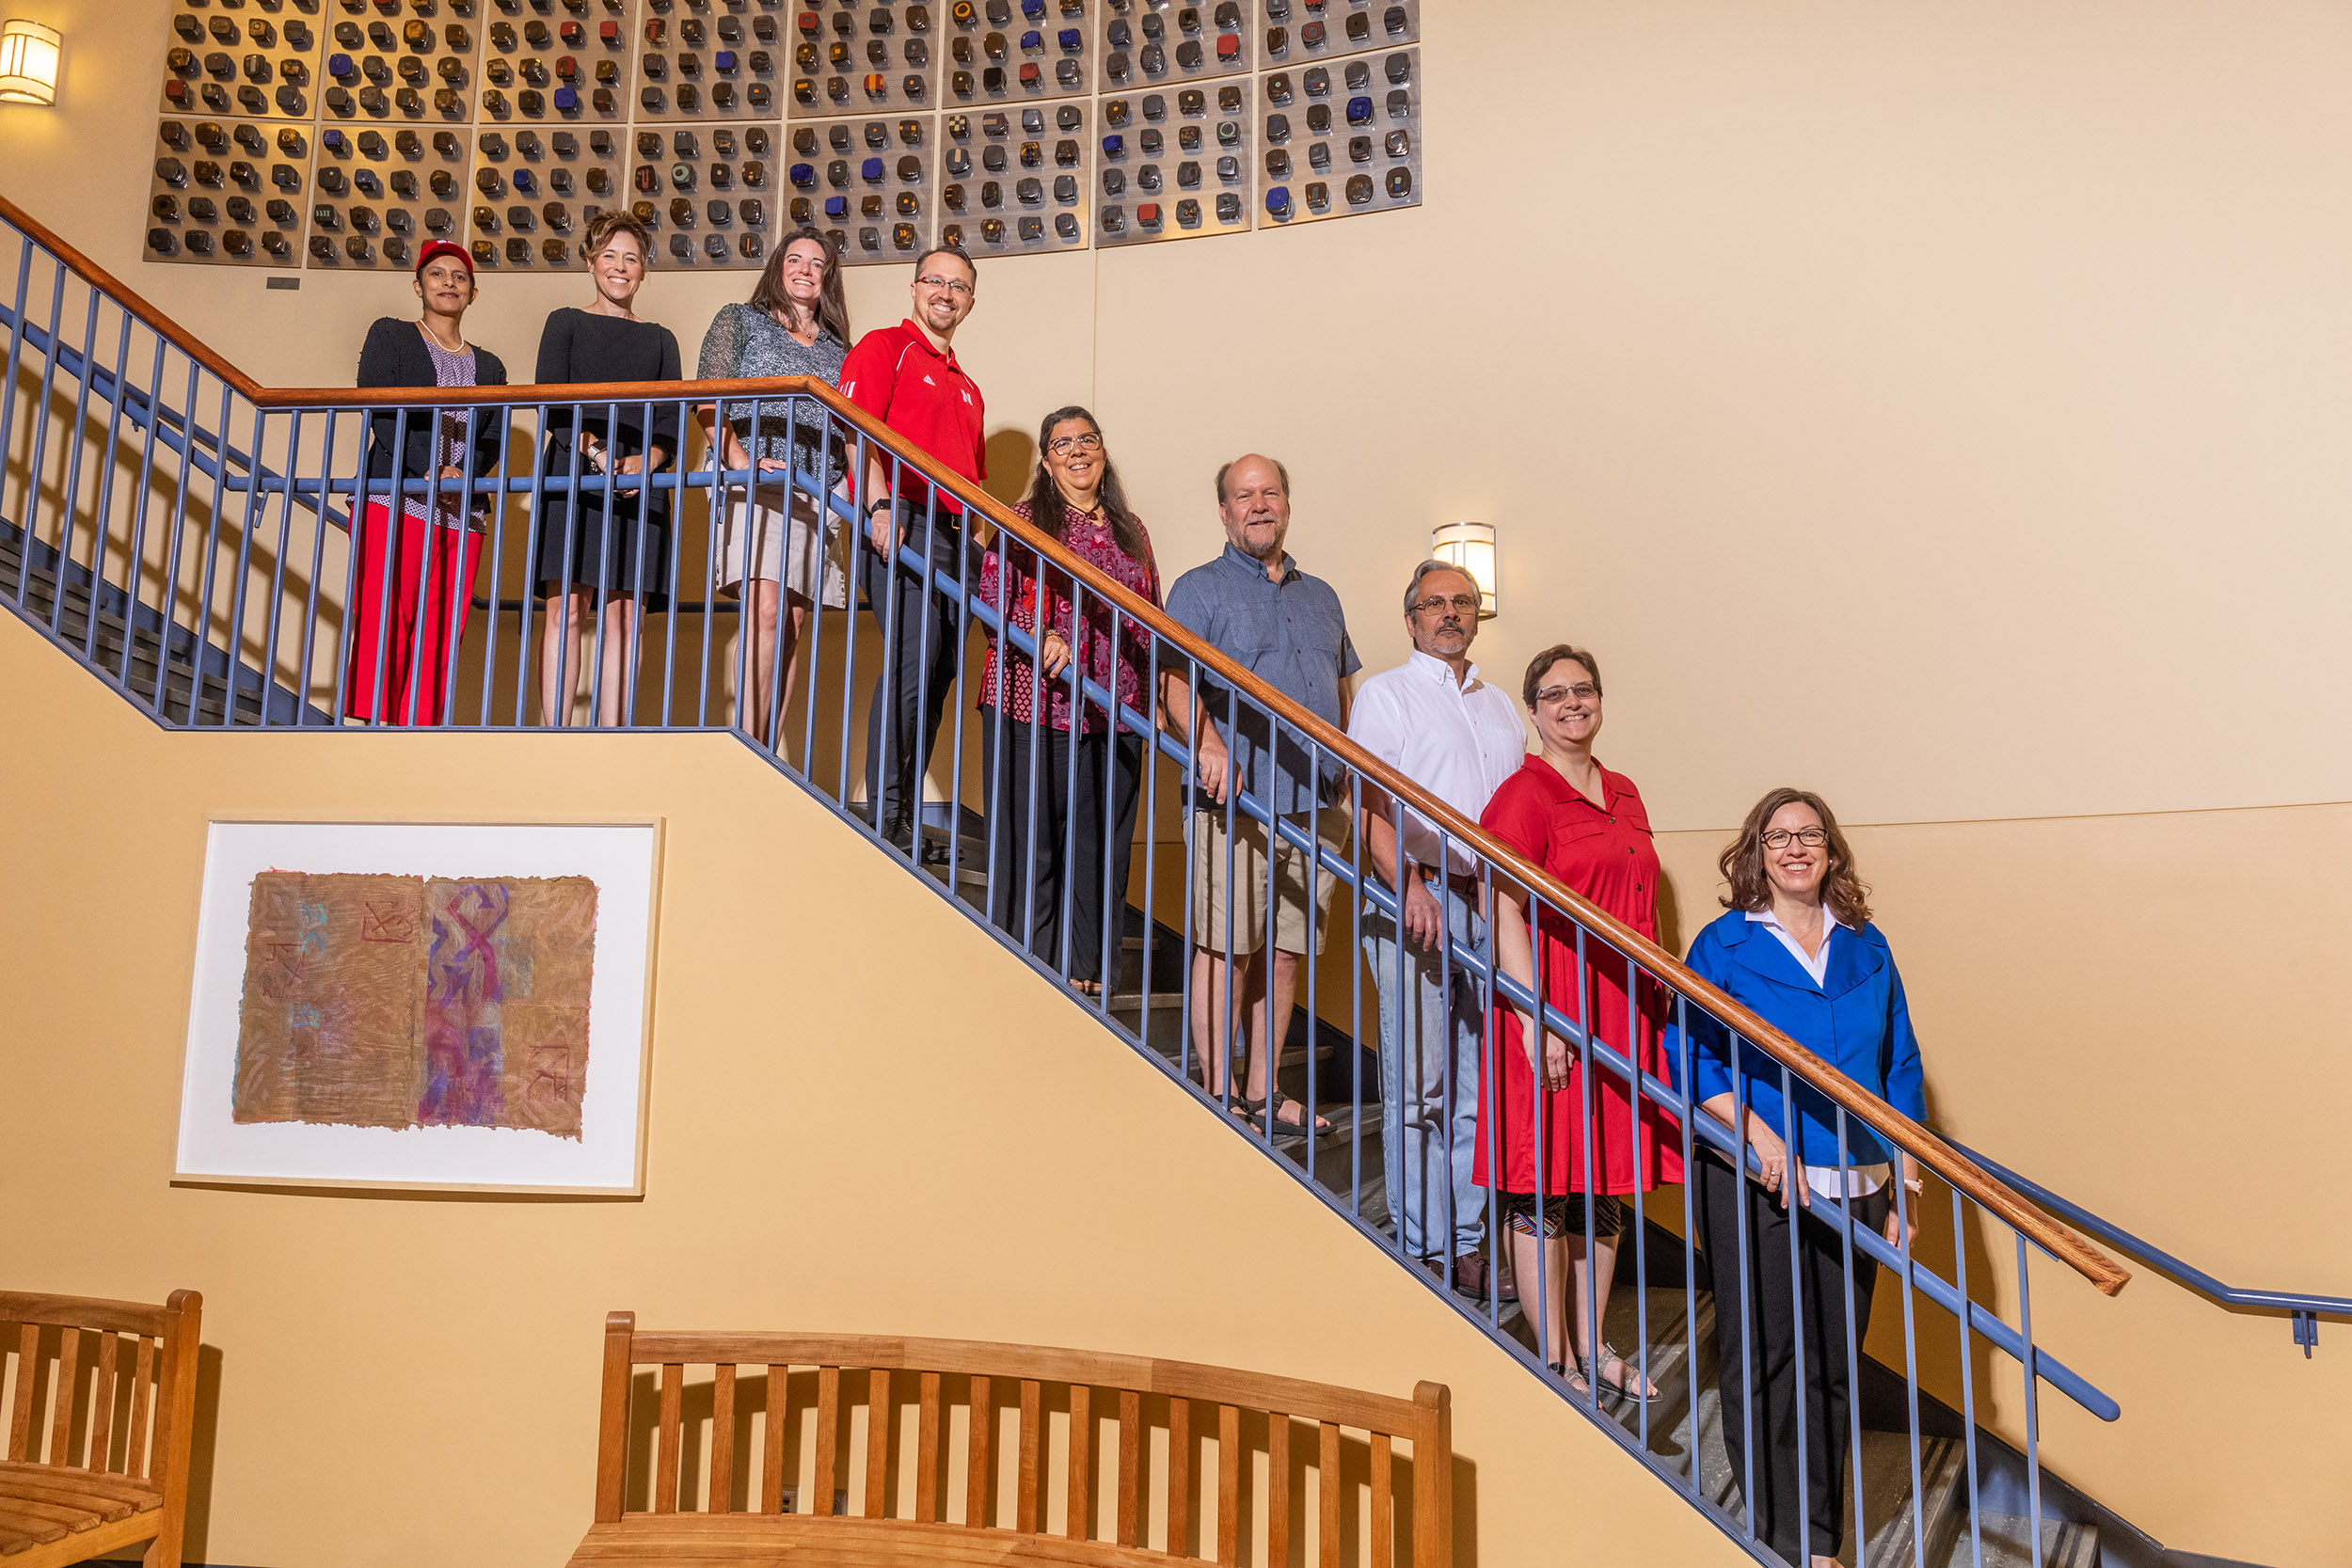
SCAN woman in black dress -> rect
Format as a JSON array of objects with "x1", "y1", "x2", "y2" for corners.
[{"x1": 532, "y1": 210, "x2": 682, "y2": 726}]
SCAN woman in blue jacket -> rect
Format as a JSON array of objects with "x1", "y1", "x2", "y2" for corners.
[{"x1": 1683, "y1": 786, "x2": 1924, "y2": 1568}]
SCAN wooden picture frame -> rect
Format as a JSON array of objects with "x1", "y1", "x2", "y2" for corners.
[{"x1": 173, "y1": 816, "x2": 662, "y2": 1196}]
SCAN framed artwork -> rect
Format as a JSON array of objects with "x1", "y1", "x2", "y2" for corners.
[{"x1": 175, "y1": 818, "x2": 661, "y2": 1196}]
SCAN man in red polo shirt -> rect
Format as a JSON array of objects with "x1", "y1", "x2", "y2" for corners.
[{"x1": 838, "y1": 247, "x2": 986, "y2": 859}]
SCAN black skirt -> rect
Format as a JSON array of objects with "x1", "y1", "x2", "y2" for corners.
[{"x1": 531, "y1": 436, "x2": 672, "y2": 609}]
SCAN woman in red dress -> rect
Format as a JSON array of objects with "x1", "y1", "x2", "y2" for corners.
[{"x1": 1478, "y1": 643, "x2": 1683, "y2": 1399}]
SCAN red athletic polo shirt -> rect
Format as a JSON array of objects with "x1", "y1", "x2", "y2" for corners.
[{"x1": 837, "y1": 318, "x2": 986, "y2": 515}]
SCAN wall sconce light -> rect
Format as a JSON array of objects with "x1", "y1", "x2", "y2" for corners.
[
  {"x1": 0, "y1": 20, "x2": 61, "y2": 105},
  {"x1": 1430, "y1": 521, "x2": 1498, "y2": 619}
]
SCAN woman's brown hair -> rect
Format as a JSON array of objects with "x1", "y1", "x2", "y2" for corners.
[
  {"x1": 1521, "y1": 643, "x2": 1602, "y2": 710},
  {"x1": 1026, "y1": 405, "x2": 1149, "y2": 564},
  {"x1": 580, "y1": 209, "x2": 653, "y2": 269},
  {"x1": 748, "y1": 227, "x2": 852, "y2": 345},
  {"x1": 1719, "y1": 786, "x2": 1873, "y2": 929}
]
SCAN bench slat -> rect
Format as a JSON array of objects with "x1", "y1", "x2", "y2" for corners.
[
  {"x1": 1268, "y1": 1415, "x2": 1290, "y2": 1568},
  {"x1": 813, "y1": 1368, "x2": 839, "y2": 1519},
  {"x1": 1165, "y1": 1399, "x2": 1188, "y2": 1561},
  {"x1": 964, "y1": 1376, "x2": 991, "y2": 1530},
  {"x1": 87, "y1": 1335, "x2": 117, "y2": 1476},
  {"x1": 1318, "y1": 1421, "x2": 1341, "y2": 1568},
  {"x1": 654, "y1": 1366, "x2": 683, "y2": 1515},
  {"x1": 44, "y1": 1331, "x2": 77, "y2": 1468},
  {"x1": 865, "y1": 1370, "x2": 889, "y2": 1520},
  {"x1": 1065, "y1": 1385, "x2": 1089, "y2": 1544},
  {"x1": 1370, "y1": 1433, "x2": 1391, "y2": 1568},
  {"x1": 915, "y1": 1372, "x2": 942, "y2": 1525},
  {"x1": 709, "y1": 1366, "x2": 736, "y2": 1515},
  {"x1": 1115, "y1": 1391, "x2": 1138, "y2": 1550},
  {"x1": 761, "y1": 1368, "x2": 787, "y2": 1515},
  {"x1": 6, "y1": 1326, "x2": 36, "y2": 1463},
  {"x1": 1015, "y1": 1380, "x2": 1040, "y2": 1536},
  {"x1": 1216, "y1": 1404, "x2": 1238, "y2": 1566},
  {"x1": 124, "y1": 1338, "x2": 152, "y2": 1482}
]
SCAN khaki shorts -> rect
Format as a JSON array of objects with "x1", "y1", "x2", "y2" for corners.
[
  {"x1": 716, "y1": 479, "x2": 846, "y2": 610},
  {"x1": 1189, "y1": 808, "x2": 1348, "y2": 957}
]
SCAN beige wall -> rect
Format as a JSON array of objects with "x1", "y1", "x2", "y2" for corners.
[
  {"x1": 6, "y1": 3, "x2": 2352, "y2": 1561},
  {"x1": 0, "y1": 611, "x2": 1752, "y2": 1568}
]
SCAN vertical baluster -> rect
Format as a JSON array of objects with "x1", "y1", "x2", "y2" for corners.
[
  {"x1": 1951, "y1": 1189, "x2": 1984, "y2": 1568},
  {"x1": 814, "y1": 1366, "x2": 840, "y2": 1517},
  {"x1": 258, "y1": 409, "x2": 302, "y2": 722},
  {"x1": 1167, "y1": 1397, "x2": 1190, "y2": 1559},
  {"x1": 1527, "y1": 888, "x2": 1550, "y2": 1376},
  {"x1": 188, "y1": 381, "x2": 236, "y2": 724},
  {"x1": 218, "y1": 404, "x2": 267, "y2": 725},
  {"x1": 866, "y1": 1368, "x2": 891, "y2": 1518},
  {"x1": 1216, "y1": 1403, "x2": 1239, "y2": 1566},
  {"x1": 474, "y1": 404, "x2": 511, "y2": 726},
  {"x1": 1011, "y1": 1378, "x2": 1041, "y2": 1534},
  {"x1": 1675, "y1": 996, "x2": 1702, "y2": 1497},
  {"x1": 44, "y1": 1327, "x2": 78, "y2": 1465},
  {"x1": 1369, "y1": 1431, "x2": 1392, "y2": 1568},
  {"x1": 87, "y1": 1332, "x2": 118, "y2": 1473},
  {"x1": 1117, "y1": 1388, "x2": 1140, "y2": 1549},
  {"x1": 708, "y1": 1364, "x2": 736, "y2": 1514},
  {"x1": 834, "y1": 429, "x2": 870, "y2": 807},
  {"x1": 1267, "y1": 1412, "x2": 1291, "y2": 1568},
  {"x1": 1139, "y1": 635, "x2": 1163, "y2": 1053},
  {"x1": 124, "y1": 1337, "x2": 153, "y2": 1481},
  {"x1": 0, "y1": 241, "x2": 32, "y2": 601},
  {"x1": 1573, "y1": 924, "x2": 1599, "y2": 1411},
  {"x1": 1316, "y1": 1420, "x2": 1341, "y2": 1568},
  {"x1": 1478, "y1": 861, "x2": 1502, "y2": 1330},
  {"x1": 762, "y1": 1366, "x2": 788, "y2": 1515},
  {"x1": 1729, "y1": 1033, "x2": 1758, "y2": 1540},
  {"x1": 1348, "y1": 775, "x2": 1366, "y2": 1220},
  {"x1": 82, "y1": 307, "x2": 135, "y2": 668},
  {"x1": 653, "y1": 1363, "x2": 683, "y2": 1514},
  {"x1": 1780, "y1": 1083, "x2": 1812, "y2": 1560},
  {"x1": 1896, "y1": 1152, "x2": 1925, "y2": 1563},
  {"x1": 1836, "y1": 1110, "x2": 1868, "y2": 1560},
  {"x1": 966, "y1": 1374, "x2": 993, "y2": 1528},
  {"x1": 2017, "y1": 1231, "x2": 2043, "y2": 1568},
  {"x1": 916, "y1": 1371, "x2": 943, "y2": 1524},
  {"x1": 17, "y1": 264, "x2": 68, "y2": 614},
  {"x1": 1629, "y1": 951, "x2": 1652, "y2": 1449},
  {"x1": 118, "y1": 334, "x2": 169, "y2": 695},
  {"x1": 1067, "y1": 1385, "x2": 1091, "y2": 1542}
]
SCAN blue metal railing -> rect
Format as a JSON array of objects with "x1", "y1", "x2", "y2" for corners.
[
  {"x1": 1951, "y1": 1138, "x2": 2349, "y2": 1358},
  {"x1": 0, "y1": 193, "x2": 2135, "y2": 1568}
]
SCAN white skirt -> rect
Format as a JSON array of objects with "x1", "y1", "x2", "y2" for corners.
[{"x1": 715, "y1": 476, "x2": 846, "y2": 609}]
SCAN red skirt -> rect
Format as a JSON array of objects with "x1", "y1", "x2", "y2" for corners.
[{"x1": 342, "y1": 501, "x2": 484, "y2": 725}]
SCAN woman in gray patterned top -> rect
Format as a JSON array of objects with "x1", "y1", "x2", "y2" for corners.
[{"x1": 696, "y1": 227, "x2": 853, "y2": 748}]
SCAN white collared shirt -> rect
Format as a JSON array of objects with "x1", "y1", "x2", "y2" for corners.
[
  {"x1": 1745, "y1": 903, "x2": 1889, "y2": 1199},
  {"x1": 1345, "y1": 651, "x2": 1529, "y2": 872}
]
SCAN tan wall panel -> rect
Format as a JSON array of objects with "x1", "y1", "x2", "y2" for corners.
[{"x1": 0, "y1": 611, "x2": 1751, "y2": 1568}]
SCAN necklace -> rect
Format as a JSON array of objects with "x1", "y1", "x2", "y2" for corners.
[{"x1": 417, "y1": 319, "x2": 466, "y2": 356}]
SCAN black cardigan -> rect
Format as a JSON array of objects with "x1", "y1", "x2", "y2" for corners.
[{"x1": 357, "y1": 317, "x2": 510, "y2": 493}]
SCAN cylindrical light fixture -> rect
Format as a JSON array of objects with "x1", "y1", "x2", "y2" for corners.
[
  {"x1": 0, "y1": 19, "x2": 61, "y2": 105},
  {"x1": 1430, "y1": 521, "x2": 1498, "y2": 619}
]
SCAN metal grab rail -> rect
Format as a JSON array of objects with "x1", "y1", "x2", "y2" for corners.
[
  {"x1": 1951, "y1": 1138, "x2": 2348, "y2": 1356},
  {"x1": 2, "y1": 189, "x2": 2135, "y2": 1568}
]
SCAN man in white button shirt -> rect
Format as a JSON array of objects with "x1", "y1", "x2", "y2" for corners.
[{"x1": 1346, "y1": 561, "x2": 1529, "y2": 1302}]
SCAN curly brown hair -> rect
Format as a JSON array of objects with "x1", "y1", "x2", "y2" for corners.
[{"x1": 1719, "y1": 786, "x2": 1873, "y2": 929}]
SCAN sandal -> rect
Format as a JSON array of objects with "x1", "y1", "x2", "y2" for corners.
[
  {"x1": 1265, "y1": 1088, "x2": 1334, "y2": 1138},
  {"x1": 1545, "y1": 1360, "x2": 1594, "y2": 1398},
  {"x1": 1576, "y1": 1343, "x2": 1655, "y2": 1404},
  {"x1": 1237, "y1": 1091, "x2": 1333, "y2": 1139}
]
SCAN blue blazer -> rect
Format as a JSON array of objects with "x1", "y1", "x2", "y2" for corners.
[{"x1": 1679, "y1": 909, "x2": 1925, "y2": 1171}]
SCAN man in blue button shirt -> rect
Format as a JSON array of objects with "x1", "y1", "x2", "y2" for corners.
[{"x1": 1162, "y1": 453, "x2": 1359, "y2": 1138}]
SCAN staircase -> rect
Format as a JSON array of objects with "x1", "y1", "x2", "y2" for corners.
[
  {"x1": 0, "y1": 520, "x2": 321, "y2": 728},
  {"x1": 0, "y1": 189, "x2": 2187, "y2": 1568}
]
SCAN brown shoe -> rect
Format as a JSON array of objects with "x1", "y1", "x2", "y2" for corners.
[{"x1": 1421, "y1": 1251, "x2": 1495, "y2": 1301}]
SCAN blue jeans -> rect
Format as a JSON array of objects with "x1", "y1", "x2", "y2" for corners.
[{"x1": 1364, "y1": 881, "x2": 1487, "y2": 1261}]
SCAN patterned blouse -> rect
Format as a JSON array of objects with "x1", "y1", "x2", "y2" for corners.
[
  {"x1": 694, "y1": 301, "x2": 848, "y2": 489},
  {"x1": 412, "y1": 331, "x2": 479, "y2": 530},
  {"x1": 977, "y1": 498, "x2": 1162, "y2": 734}
]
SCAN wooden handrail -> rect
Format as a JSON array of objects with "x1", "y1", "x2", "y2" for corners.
[{"x1": 1, "y1": 192, "x2": 2126, "y2": 1296}]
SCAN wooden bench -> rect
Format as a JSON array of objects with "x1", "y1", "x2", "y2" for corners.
[
  {"x1": 567, "y1": 1313, "x2": 1452, "y2": 1567},
  {"x1": 0, "y1": 1290, "x2": 201, "y2": 1568}
]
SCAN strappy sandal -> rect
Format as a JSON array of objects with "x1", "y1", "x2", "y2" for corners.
[
  {"x1": 1237, "y1": 1091, "x2": 1332, "y2": 1139},
  {"x1": 1575, "y1": 1343, "x2": 1655, "y2": 1404}
]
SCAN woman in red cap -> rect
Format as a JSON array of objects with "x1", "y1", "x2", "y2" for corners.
[{"x1": 347, "y1": 240, "x2": 509, "y2": 725}]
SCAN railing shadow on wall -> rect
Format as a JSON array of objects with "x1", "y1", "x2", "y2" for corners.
[{"x1": 2, "y1": 190, "x2": 2147, "y2": 1568}]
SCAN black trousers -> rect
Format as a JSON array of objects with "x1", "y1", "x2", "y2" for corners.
[
  {"x1": 860, "y1": 504, "x2": 974, "y2": 833},
  {"x1": 1693, "y1": 1149, "x2": 1890, "y2": 1565},
  {"x1": 980, "y1": 712, "x2": 1143, "y2": 986}
]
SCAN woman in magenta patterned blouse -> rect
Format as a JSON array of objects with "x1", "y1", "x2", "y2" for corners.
[{"x1": 977, "y1": 405, "x2": 1162, "y2": 996}]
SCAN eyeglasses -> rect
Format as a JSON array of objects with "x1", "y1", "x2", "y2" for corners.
[
  {"x1": 1410, "y1": 594, "x2": 1480, "y2": 616},
  {"x1": 1534, "y1": 683, "x2": 1598, "y2": 705},
  {"x1": 916, "y1": 273, "x2": 973, "y2": 296},
  {"x1": 1045, "y1": 432, "x2": 1102, "y2": 455},
  {"x1": 1761, "y1": 827, "x2": 1828, "y2": 849}
]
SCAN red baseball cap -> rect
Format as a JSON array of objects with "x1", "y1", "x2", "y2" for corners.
[{"x1": 413, "y1": 238, "x2": 474, "y2": 279}]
